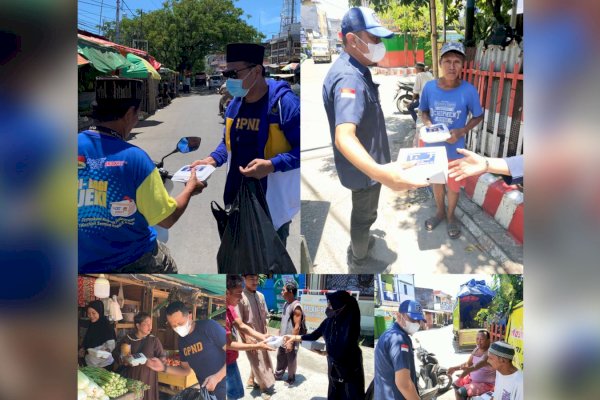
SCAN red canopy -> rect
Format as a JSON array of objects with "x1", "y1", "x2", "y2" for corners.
[
  {"x1": 78, "y1": 54, "x2": 90, "y2": 66},
  {"x1": 77, "y1": 30, "x2": 161, "y2": 70}
]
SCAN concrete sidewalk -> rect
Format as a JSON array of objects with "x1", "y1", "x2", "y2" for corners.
[{"x1": 300, "y1": 58, "x2": 522, "y2": 273}]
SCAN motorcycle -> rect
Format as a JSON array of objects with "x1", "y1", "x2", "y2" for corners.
[
  {"x1": 394, "y1": 81, "x2": 414, "y2": 114},
  {"x1": 152, "y1": 136, "x2": 202, "y2": 243},
  {"x1": 218, "y1": 82, "x2": 233, "y2": 118},
  {"x1": 414, "y1": 338, "x2": 453, "y2": 399}
]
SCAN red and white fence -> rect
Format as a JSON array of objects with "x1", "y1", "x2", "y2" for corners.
[{"x1": 462, "y1": 42, "x2": 523, "y2": 159}]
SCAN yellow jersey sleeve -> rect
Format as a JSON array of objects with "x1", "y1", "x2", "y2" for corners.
[{"x1": 136, "y1": 168, "x2": 177, "y2": 226}]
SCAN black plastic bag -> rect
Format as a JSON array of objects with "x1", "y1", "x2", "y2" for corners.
[
  {"x1": 210, "y1": 200, "x2": 228, "y2": 239},
  {"x1": 217, "y1": 178, "x2": 296, "y2": 273},
  {"x1": 169, "y1": 387, "x2": 216, "y2": 400}
]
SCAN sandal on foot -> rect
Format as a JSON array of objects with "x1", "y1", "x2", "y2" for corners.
[
  {"x1": 425, "y1": 215, "x2": 445, "y2": 231},
  {"x1": 447, "y1": 221, "x2": 461, "y2": 239}
]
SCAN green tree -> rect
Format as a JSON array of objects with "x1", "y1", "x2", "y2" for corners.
[
  {"x1": 475, "y1": 274, "x2": 523, "y2": 325},
  {"x1": 100, "y1": 0, "x2": 264, "y2": 73},
  {"x1": 472, "y1": 0, "x2": 514, "y2": 44}
]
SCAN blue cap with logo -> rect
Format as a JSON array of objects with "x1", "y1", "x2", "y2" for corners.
[
  {"x1": 440, "y1": 41, "x2": 466, "y2": 58},
  {"x1": 398, "y1": 300, "x2": 425, "y2": 321},
  {"x1": 341, "y1": 7, "x2": 394, "y2": 39}
]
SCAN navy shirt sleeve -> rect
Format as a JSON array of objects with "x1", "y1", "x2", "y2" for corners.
[
  {"x1": 389, "y1": 332, "x2": 411, "y2": 372},
  {"x1": 333, "y1": 75, "x2": 367, "y2": 127},
  {"x1": 503, "y1": 155, "x2": 523, "y2": 184},
  {"x1": 206, "y1": 319, "x2": 227, "y2": 349}
]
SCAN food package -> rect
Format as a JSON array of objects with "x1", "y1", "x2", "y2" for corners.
[
  {"x1": 419, "y1": 123, "x2": 451, "y2": 143},
  {"x1": 398, "y1": 146, "x2": 448, "y2": 184},
  {"x1": 265, "y1": 336, "x2": 285, "y2": 348}
]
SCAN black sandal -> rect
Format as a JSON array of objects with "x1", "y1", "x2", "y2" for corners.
[{"x1": 425, "y1": 215, "x2": 445, "y2": 231}]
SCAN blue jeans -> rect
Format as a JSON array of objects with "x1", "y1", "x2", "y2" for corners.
[
  {"x1": 408, "y1": 99, "x2": 419, "y2": 122},
  {"x1": 226, "y1": 362, "x2": 244, "y2": 399}
]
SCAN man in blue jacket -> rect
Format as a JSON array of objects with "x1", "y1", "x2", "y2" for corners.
[{"x1": 192, "y1": 43, "x2": 300, "y2": 245}]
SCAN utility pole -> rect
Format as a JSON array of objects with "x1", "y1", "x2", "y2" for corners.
[
  {"x1": 465, "y1": 0, "x2": 475, "y2": 47},
  {"x1": 99, "y1": 0, "x2": 104, "y2": 35},
  {"x1": 116, "y1": 0, "x2": 121, "y2": 44},
  {"x1": 510, "y1": 0, "x2": 518, "y2": 29},
  {"x1": 443, "y1": 0, "x2": 446, "y2": 43},
  {"x1": 429, "y1": 0, "x2": 439, "y2": 78}
]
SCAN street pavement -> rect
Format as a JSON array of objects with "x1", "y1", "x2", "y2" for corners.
[
  {"x1": 128, "y1": 88, "x2": 300, "y2": 273},
  {"x1": 236, "y1": 327, "x2": 374, "y2": 399},
  {"x1": 301, "y1": 56, "x2": 505, "y2": 274}
]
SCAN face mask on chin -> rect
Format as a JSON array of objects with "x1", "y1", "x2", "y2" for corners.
[
  {"x1": 173, "y1": 318, "x2": 192, "y2": 337},
  {"x1": 354, "y1": 35, "x2": 387, "y2": 63}
]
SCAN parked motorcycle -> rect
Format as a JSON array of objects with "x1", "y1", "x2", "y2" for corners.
[
  {"x1": 218, "y1": 82, "x2": 233, "y2": 118},
  {"x1": 152, "y1": 136, "x2": 202, "y2": 243},
  {"x1": 414, "y1": 338, "x2": 453, "y2": 399},
  {"x1": 394, "y1": 81, "x2": 414, "y2": 114}
]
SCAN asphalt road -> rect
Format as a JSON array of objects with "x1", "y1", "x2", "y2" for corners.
[{"x1": 128, "y1": 89, "x2": 300, "y2": 273}]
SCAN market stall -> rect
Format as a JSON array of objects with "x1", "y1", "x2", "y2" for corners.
[
  {"x1": 120, "y1": 53, "x2": 162, "y2": 116},
  {"x1": 78, "y1": 274, "x2": 225, "y2": 398}
]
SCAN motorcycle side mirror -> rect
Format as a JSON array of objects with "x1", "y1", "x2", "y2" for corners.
[
  {"x1": 176, "y1": 136, "x2": 201, "y2": 153},
  {"x1": 158, "y1": 136, "x2": 202, "y2": 167}
]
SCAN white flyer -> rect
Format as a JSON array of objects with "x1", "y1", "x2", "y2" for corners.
[
  {"x1": 419, "y1": 123, "x2": 451, "y2": 143},
  {"x1": 171, "y1": 164, "x2": 216, "y2": 183},
  {"x1": 398, "y1": 146, "x2": 448, "y2": 184}
]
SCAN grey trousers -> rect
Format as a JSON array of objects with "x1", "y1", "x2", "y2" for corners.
[
  {"x1": 350, "y1": 183, "x2": 382, "y2": 260},
  {"x1": 116, "y1": 241, "x2": 177, "y2": 273},
  {"x1": 274, "y1": 346, "x2": 298, "y2": 380}
]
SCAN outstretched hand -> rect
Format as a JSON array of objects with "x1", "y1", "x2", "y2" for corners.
[{"x1": 448, "y1": 148, "x2": 487, "y2": 181}]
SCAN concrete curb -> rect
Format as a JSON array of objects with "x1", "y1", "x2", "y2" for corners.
[
  {"x1": 454, "y1": 194, "x2": 523, "y2": 273},
  {"x1": 463, "y1": 173, "x2": 524, "y2": 243}
]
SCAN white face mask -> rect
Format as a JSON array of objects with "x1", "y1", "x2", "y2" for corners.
[
  {"x1": 355, "y1": 35, "x2": 387, "y2": 63},
  {"x1": 402, "y1": 316, "x2": 421, "y2": 335},
  {"x1": 173, "y1": 318, "x2": 192, "y2": 337}
]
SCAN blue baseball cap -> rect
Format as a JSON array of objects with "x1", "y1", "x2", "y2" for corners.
[
  {"x1": 399, "y1": 300, "x2": 425, "y2": 321},
  {"x1": 341, "y1": 7, "x2": 394, "y2": 39},
  {"x1": 440, "y1": 42, "x2": 466, "y2": 58}
]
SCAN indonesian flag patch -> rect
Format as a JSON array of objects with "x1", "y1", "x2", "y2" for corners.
[
  {"x1": 401, "y1": 344, "x2": 409, "y2": 352},
  {"x1": 340, "y1": 88, "x2": 356, "y2": 99}
]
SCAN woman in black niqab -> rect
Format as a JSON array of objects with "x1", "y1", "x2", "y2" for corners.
[{"x1": 299, "y1": 290, "x2": 365, "y2": 400}]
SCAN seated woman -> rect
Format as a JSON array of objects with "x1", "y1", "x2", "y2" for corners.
[
  {"x1": 113, "y1": 312, "x2": 166, "y2": 400},
  {"x1": 79, "y1": 300, "x2": 116, "y2": 369}
]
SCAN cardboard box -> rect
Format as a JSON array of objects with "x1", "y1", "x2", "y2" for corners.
[{"x1": 398, "y1": 146, "x2": 448, "y2": 184}]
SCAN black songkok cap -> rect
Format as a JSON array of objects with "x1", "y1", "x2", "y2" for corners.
[
  {"x1": 95, "y1": 77, "x2": 143, "y2": 102},
  {"x1": 226, "y1": 43, "x2": 265, "y2": 65}
]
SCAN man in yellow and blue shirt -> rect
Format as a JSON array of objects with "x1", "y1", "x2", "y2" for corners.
[{"x1": 78, "y1": 78, "x2": 205, "y2": 272}]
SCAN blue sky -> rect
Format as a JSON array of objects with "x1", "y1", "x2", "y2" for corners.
[{"x1": 77, "y1": 0, "x2": 285, "y2": 38}]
